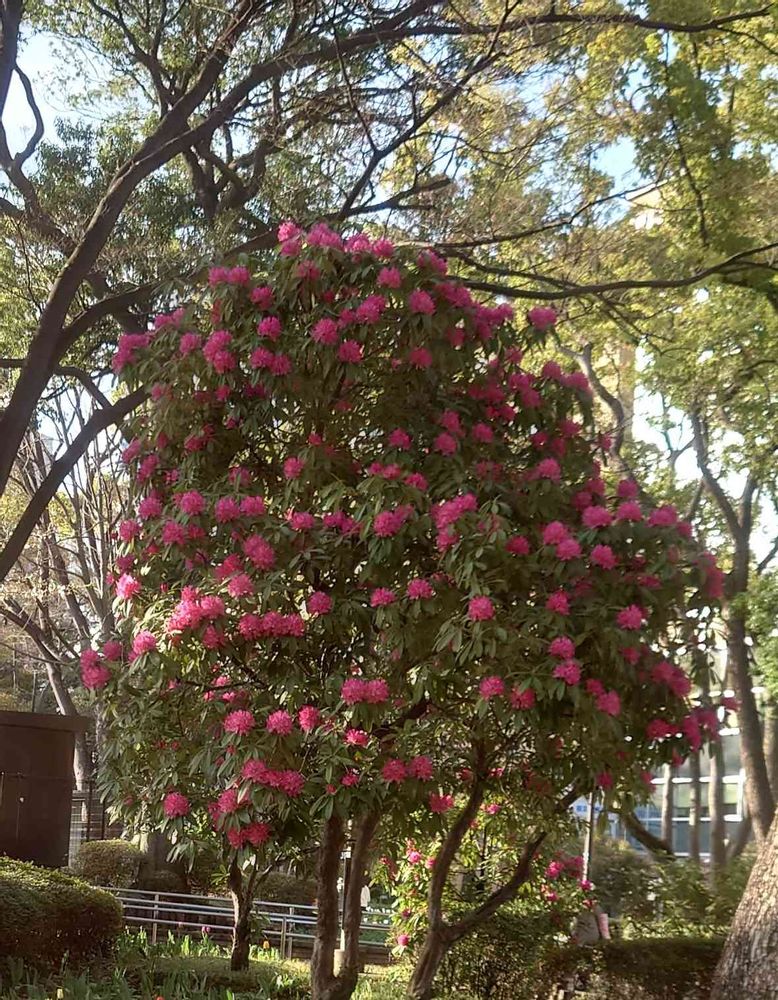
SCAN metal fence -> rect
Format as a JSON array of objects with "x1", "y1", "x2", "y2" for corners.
[
  {"x1": 68, "y1": 782, "x2": 119, "y2": 864},
  {"x1": 110, "y1": 887, "x2": 393, "y2": 959}
]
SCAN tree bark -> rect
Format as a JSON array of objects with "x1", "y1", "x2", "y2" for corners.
[
  {"x1": 310, "y1": 815, "x2": 346, "y2": 1000},
  {"x1": 660, "y1": 764, "x2": 674, "y2": 849},
  {"x1": 689, "y1": 751, "x2": 701, "y2": 863},
  {"x1": 709, "y1": 740, "x2": 726, "y2": 870},
  {"x1": 711, "y1": 809, "x2": 778, "y2": 999},
  {"x1": 228, "y1": 857, "x2": 253, "y2": 972},
  {"x1": 407, "y1": 925, "x2": 454, "y2": 1000},
  {"x1": 724, "y1": 602, "x2": 774, "y2": 841}
]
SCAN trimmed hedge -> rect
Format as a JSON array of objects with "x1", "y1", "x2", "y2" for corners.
[
  {"x1": 0, "y1": 856, "x2": 123, "y2": 969},
  {"x1": 542, "y1": 937, "x2": 724, "y2": 1000},
  {"x1": 440, "y1": 908, "x2": 723, "y2": 1000},
  {"x1": 72, "y1": 838, "x2": 145, "y2": 888}
]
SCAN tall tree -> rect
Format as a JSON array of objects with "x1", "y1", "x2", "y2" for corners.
[{"x1": 0, "y1": 0, "x2": 771, "y2": 583}]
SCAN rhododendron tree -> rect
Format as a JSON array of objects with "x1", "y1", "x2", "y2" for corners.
[{"x1": 90, "y1": 223, "x2": 723, "y2": 1000}]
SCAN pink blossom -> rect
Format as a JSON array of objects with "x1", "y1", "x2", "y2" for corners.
[
  {"x1": 582, "y1": 506, "x2": 612, "y2": 529},
  {"x1": 511, "y1": 687, "x2": 536, "y2": 710},
  {"x1": 298, "y1": 706, "x2": 321, "y2": 732},
  {"x1": 251, "y1": 285, "x2": 275, "y2": 308},
  {"x1": 226, "y1": 574, "x2": 253, "y2": 599},
  {"x1": 553, "y1": 660, "x2": 581, "y2": 685},
  {"x1": 506, "y1": 535, "x2": 530, "y2": 555},
  {"x1": 116, "y1": 574, "x2": 141, "y2": 601},
  {"x1": 132, "y1": 630, "x2": 157, "y2": 656},
  {"x1": 138, "y1": 496, "x2": 163, "y2": 520},
  {"x1": 405, "y1": 472, "x2": 428, "y2": 491},
  {"x1": 243, "y1": 535, "x2": 275, "y2": 570},
  {"x1": 312, "y1": 318, "x2": 340, "y2": 345},
  {"x1": 163, "y1": 792, "x2": 190, "y2": 818},
  {"x1": 371, "y1": 588, "x2": 396, "y2": 607},
  {"x1": 549, "y1": 636, "x2": 575, "y2": 658},
  {"x1": 342, "y1": 678, "x2": 367, "y2": 704},
  {"x1": 338, "y1": 339, "x2": 363, "y2": 363},
  {"x1": 176, "y1": 490, "x2": 205, "y2": 516},
  {"x1": 267, "y1": 710, "x2": 294, "y2": 735},
  {"x1": 556, "y1": 538, "x2": 581, "y2": 561},
  {"x1": 382, "y1": 759, "x2": 407, "y2": 783},
  {"x1": 429, "y1": 793, "x2": 455, "y2": 814},
  {"x1": 378, "y1": 266, "x2": 402, "y2": 288},
  {"x1": 617, "y1": 605, "x2": 645, "y2": 630},
  {"x1": 648, "y1": 504, "x2": 678, "y2": 527},
  {"x1": 102, "y1": 640, "x2": 123, "y2": 662},
  {"x1": 365, "y1": 679, "x2": 390, "y2": 703},
  {"x1": 307, "y1": 591, "x2": 333, "y2": 615},
  {"x1": 224, "y1": 710, "x2": 255, "y2": 735},
  {"x1": 119, "y1": 519, "x2": 141, "y2": 542},
  {"x1": 535, "y1": 458, "x2": 561, "y2": 481},
  {"x1": 179, "y1": 332, "x2": 201, "y2": 356},
  {"x1": 345, "y1": 728, "x2": 369, "y2": 746},
  {"x1": 527, "y1": 306, "x2": 557, "y2": 330},
  {"x1": 543, "y1": 521, "x2": 569, "y2": 545},
  {"x1": 397, "y1": 933, "x2": 410, "y2": 948},
  {"x1": 468, "y1": 596, "x2": 494, "y2": 621},
  {"x1": 545, "y1": 591, "x2": 570, "y2": 615},
  {"x1": 596, "y1": 690, "x2": 621, "y2": 717},
  {"x1": 408, "y1": 289, "x2": 435, "y2": 314},
  {"x1": 214, "y1": 497, "x2": 241, "y2": 523},
  {"x1": 590, "y1": 544, "x2": 617, "y2": 570},
  {"x1": 161, "y1": 521, "x2": 187, "y2": 546},
  {"x1": 407, "y1": 578, "x2": 434, "y2": 600},
  {"x1": 81, "y1": 649, "x2": 110, "y2": 689},
  {"x1": 409, "y1": 756, "x2": 434, "y2": 780},
  {"x1": 434, "y1": 431, "x2": 457, "y2": 455},
  {"x1": 388, "y1": 428, "x2": 411, "y2": 450},
  {"x1": 479, "y1": 675, "x2": 505, "y2": 699},
  {"x1": 283, "y1": 456, "x2": 305, "y2": 480},
  {"x1": 615, "y1": 501, "x2": 642, "y2": 522},
  {"x1": 240, "y1": 495, "x2": 266, "y2": 517},
  {"x1": 408, "y1": 346, "x2": 433, "y2": 369},
  {"x1": 289, "y1": 511, "x2": 317, "y2": 531},
  {"x1": 258, "y1": 316, "x2": 282, "y2": 340},
  {"x1": 407, "y1": 849, "x2": 423, "y2": 864}
]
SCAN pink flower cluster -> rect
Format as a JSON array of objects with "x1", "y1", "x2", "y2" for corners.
[
  {"x1": 241, "y1": 758, "x2": 305, "y2": 797},
  {"x1": 238, "y1": 612, "x2": 306, "y2": 640},
  {"x1": 381, "y1": 755, "x2": 434, "y2": 783},
  {"x1": 341, "y1": 677, "x2": 390, "y2": 704}
]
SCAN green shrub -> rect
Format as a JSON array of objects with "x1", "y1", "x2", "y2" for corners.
[
  {"x1": 0, "y1": 856, "x2": 123, "y2": 968},
  {"x1": 540, "y1": 937, "x2": 723, "y2": 1000},
  {"x1": 256, "y1": 871, "x2": 317, "y2": 906},
  {"x1": 72, "y1": 838, "x2": 145, "y2": 888},
  {"x1": 137, "y1": 867, "x2": 188, "y2": 893},
  {"x1": 625, "y1": 854, "x2": 755, "y2": 939}
]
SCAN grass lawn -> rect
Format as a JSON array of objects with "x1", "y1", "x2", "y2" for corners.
[{"x1": 0, "y1": 933, "x2": 409, "y2": 999}]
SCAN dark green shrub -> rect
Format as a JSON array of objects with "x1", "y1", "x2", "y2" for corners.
[
  {"x1": 137, "y1": 868, "x2": 188, "y2": 893},
  {"x1": 0, "y1": 856, "x2": 123, "y2": 968},
  {"x1": 72, "y1": 838, "x2": 145, "y2": 888},
  {"x1": 256, "y1": 872, "x2": 317, "y2": 906},
  {"x1": 541, "y1": 937, "x2": 724, "y2": 1000}
]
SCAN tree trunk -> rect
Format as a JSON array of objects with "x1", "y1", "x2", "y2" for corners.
[
  {"x1": 725, "y1": 603, "x2": 774, "y2": 840},
  {"x1": 688, "y1": 751, "x2": 701, "y2": 863},
  {"x1": 660, "y1": 764, "x2": 674, "y2": 849},
  {"x1": 228, "y1": 858, "x2": 253, "y2": 972},
  {"x1": 709, "y1": 740, "x2": 726, "y2": 870},
  {"x1": 407, "y1": 925, "x2": 454, "y2": 1000},
  {"x1": 45, "y1": 661, "x2": 91, "y2": 790},
  {"x1": 763, "y1": 696, "x2": 778, "y2": 796},
  {"x1": 310, "y1": 815, "x2": 345, "y2": 1000},
  {"x1": 711, "y1": 809, "x2": 778, "y2": 999}
]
